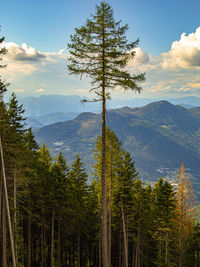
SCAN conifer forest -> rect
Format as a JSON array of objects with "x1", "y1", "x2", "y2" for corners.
[{"x1": 1, "y1": 2, "x2": 200, "y2": 267}]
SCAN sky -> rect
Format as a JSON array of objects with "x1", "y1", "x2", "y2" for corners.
[{"x1": 1, "y1": 0, "x2": 200, "y2": 100}]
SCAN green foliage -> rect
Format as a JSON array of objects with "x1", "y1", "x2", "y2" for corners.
[
  {"x1": 0, "y1": 29, "x2": 8, "y2": 97},
  {"x1": 68, "y1": 2, "x2": 145, "y2": 100}
]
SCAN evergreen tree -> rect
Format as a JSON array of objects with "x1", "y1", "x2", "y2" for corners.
[
  {"x1": 152, "y1": 178, "x2": 177, "y2": 266},
  {"x1": 0, "y1": 29, "x2": 8, "y2": 98},
  {"x1": 93, "y1": 127, "x2": 123, "y2": 266},
  {"x1": 68, "y1": 154, "x2": 88, "y2": 267},
  {"x1": 68, "y1": 3, "x2": 145, "y2": 265}
]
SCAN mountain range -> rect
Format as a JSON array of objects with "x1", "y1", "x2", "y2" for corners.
[
  {"x1": 34, "y1": 100, "x2": 200, "y2": 198},
  {"x1": 19, "y1": 94, "x2": 200, "y2": 118}
]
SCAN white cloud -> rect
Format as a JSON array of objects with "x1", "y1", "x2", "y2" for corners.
[
  {"x1": 133, "y1": 47, "x2": 150, "y2": 64},
  {"x1": 186, "y1": 82, "x2": 200, "y2": 88},
  {"x1": 36, "y1": 88, "x2": 46, "y2": 92},
  {"x1": 2, "y1": 37, "x2": 200, "y2": 98},
  {"x1": 1, "y1": 61, "x2": 38, "y2": 76},
  {"x1": 161, "y1": 27, "x2": 200, "y2": 70},
  {"x1": 128, "y1": 48, "x2": 160, "y2": 74},
  {"x1": 3, "y1": 42, "x2": 46, "y2": 61},
  {"x1": 1, "y1": 41, "x2": 68, "y2": 81},
  {"x1": 77, "y1": 88, "x2": 88, "y2": 93}
]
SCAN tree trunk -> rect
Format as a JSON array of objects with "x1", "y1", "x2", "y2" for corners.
[
  {"x1": 132, "y1": 243, "x2": 135, "y2": 267},
  {"x1": 121, "y1": 198, "x2": 128, "y2": 267},
  {"x1": 0, "y1": 169, "x2": 2, "y2": 229},
  {"x1": 2, "y1": 190, "x2": 7, "y2": 267},
  {"x1": 0, "y1": 136, "x2": 16, "y2": 267},
  {"x1": 13, "y1": 168, "x2": 18, "y2": 264},
  {"x1": 27, "y1": 215, "x2": 31, "y2": 267},
  {"x1": 50, "y1": 209, "x2": 55, "y2": 267},
  {"x1": 99, "y1": 223, "x2": 101, "y2": 267},
  {"x1": 101, "y1": 7, "x2": 108, "y2": 266},
  {"x1": 78, "y1": 229, "x2": 81, "y2": 267},
  {"x1": 41, "y1": 215, "x2": 44, "y2": 267},
  {"x1": 43, "y1": 216, "x2": 46, "y2": 267},
  {"x1": 57, "y1": 209, "x2": 61, "y2": 266},
  {"x1": 135, "y1": 200, "x2": 142, "y2": 267},
  {"x1": 165, "y1": 233, "x2": 168, "y2": 266},
  {"x1": 135, "y1": 229, "x2": 141, "y2": 267},
  {"x1": 108, "y1": 173, "x2": 112, "y2": 267},
  {"x1": 119, "y1": 230, "x2": 122, "y2": 267},
  {"x1": 101, "y1": 85, "x2": 108, "y2": 267}
]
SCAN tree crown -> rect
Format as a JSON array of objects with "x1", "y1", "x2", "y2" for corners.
[{"x1": 68, "y1": 1, "x2": 145, "y2": 100}]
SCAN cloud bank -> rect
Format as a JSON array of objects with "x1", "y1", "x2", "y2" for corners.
[
  {"x1": 161, "y1": 27, "x2": 200, "y2": 70},
  {"x1": 4, "y1": 42, "x2": 46, "y2": 61},
  {"x1": 2, "y1": 27, "x2": 200, "y2": 98}
]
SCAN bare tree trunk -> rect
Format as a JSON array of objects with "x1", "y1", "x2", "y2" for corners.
[
  {"x1": 108, "y1": 173, "x2": 112, "y2": 267},
  {"x1": 101, "y1": 9, "x2": 108, "y2": 266},
  {"x1": 165, "y1": 233, "x2": 168, "y2": 266},
  {"x1": 99, "y1": 224, "x2": 101, "y2": 267},
  {"x1": 50, "y1": 209, "x2": 55, "y2": 267},
  {"x1": 135, "y1": 229, "x2": 141, "y2": 267},
  {"x1": 101, "y1": 89, "x2": 108, "y2": 267},
  {"x1": 132, "y1": 243, "x2": 135, "y2": 267},
  {"x1": 121, "y1": 198, "x2": 128, "y2": 267},
  {"x1": 135, "y1": 200, "x2": 142, "y2": 267},
  {"x1": 41, "y1": 215, "x2": 44, "y2": 267},
  {"x1": 27, "y1": 215, "x2": 31, "y2": 267},
  {"x1": 0, "y1": 169, "x2": 2, "y2": 228},
  {"x1": 2, "y1": 190, "x2": 7, "y2": 267},
  {"x1": 159, "y1": 242, "x2": 161, "y2": 267},
  {"x1": 57, "y1": 209, "x2": 61, "y2": 267},
  {"x1": 13, "y1": 168, "x2": 18, "y2": 264},
  {"x1": 0, "y1": 136, "x2": 16, "y2": 267},
  {"x1": 43, "y1": 216, "x2": 46, "y2": 267},
  {"x1": 78, "y1": 229, "x2": 81, "y2": 267},
  {"x1": 119, "y1": 230, "x2": 122, "y2": 267}
]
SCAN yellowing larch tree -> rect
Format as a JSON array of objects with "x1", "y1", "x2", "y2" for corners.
[{"x1": 175, "y1": 163, "x2": 195, "y2": 267}]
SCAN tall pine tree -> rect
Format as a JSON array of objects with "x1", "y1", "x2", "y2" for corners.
[{"x1": 68, "y1": 3, "x2": 145, "y2": 265}]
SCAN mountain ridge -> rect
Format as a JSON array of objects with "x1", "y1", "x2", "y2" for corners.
[{"x1": 34, "y1": 100, "x2": 200, "y2": 199}]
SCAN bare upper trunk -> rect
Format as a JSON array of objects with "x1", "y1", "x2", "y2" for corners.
[
  {"x1": 121, "y1": 198, "x2": 128, "y2": 267},
  {"x1": 50, "y1": 209, "x2": 55, "y2": 267}
]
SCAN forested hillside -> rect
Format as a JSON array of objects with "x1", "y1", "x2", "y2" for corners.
[
  {"x1": 1, "y1": 93, "x2": 200, "y2": 266},
  {"x1": 34, "y1": 101, "x2": 200, "y2": 198},
  {"x1": 1, "y1": 1, "x2": 200, "y2": 266}
]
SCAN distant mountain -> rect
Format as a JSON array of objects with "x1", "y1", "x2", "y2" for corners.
[
  {"x1": 169, "y1": 96, "x2": 200, "y2": 107},
  {"x1": 18, "y1": 95, "x2": 101, "y2": 117},
  {"x1": 34, "y1": 101, "x2": 200, "y2": 199},
  {"x1": 26, "y1": 118, "x2": 44, "y2": 129},
  {"x1": 28, "y1": 112, "x2": 79, "y2": 127},
  {"x1": 19, "y1": 94, "x2": 200, "y2": 118}
]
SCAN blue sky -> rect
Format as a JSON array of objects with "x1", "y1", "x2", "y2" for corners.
[{"x1": 1, "y1": 0, "x2": 200, "y2": 100}]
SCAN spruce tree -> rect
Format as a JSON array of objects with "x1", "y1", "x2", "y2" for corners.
[
  {"x1": 0, "y1": 29, "x2": 8, "y2": 97},
  {"x1": 152, "y1": 178, "x2": 177, "y2": 266},
  {"x1": 68, "y1": 154, "x2": 88, "y2": 267},
  {"x1": 68, "y1": 3, "x2": 145, "y2": 265}
]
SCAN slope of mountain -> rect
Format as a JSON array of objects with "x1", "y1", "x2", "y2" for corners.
[
  {"x1": 26, "y1": 118, "x2": 44, "y2": 129},
  {"x1": 34, "y1": 101, "x2": 200, "y2": 198},
  {"x1": 28, "y1": 112, "x2": 79, "y2": 126}
]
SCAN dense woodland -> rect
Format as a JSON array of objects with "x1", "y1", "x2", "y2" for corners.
[
  {"x1": 0, "y1": 93, "x2": 200, "y2": 266},
  {"x1": 1, "y1": 2, "x2": 200, "y2": 266}
]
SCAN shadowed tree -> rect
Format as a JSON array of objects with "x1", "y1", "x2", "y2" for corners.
[{"x1": 67, "y1": 2, "x2": 145, "y2": 265}]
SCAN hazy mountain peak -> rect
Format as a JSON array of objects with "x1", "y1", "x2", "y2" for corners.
[{"x1": 76, "y1": 112, "x2": 97, "y2": 121}]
